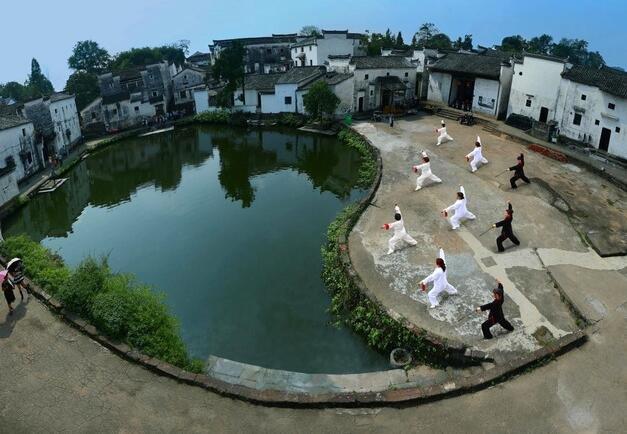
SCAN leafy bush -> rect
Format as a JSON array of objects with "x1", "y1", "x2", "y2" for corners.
[
  {"x1": 337, "y1": 129, "x2": 378, "y2": 188},
  {"x1": 279, "y1": 113, "x2": 306, "y2": 128},
  {"x1": 193, "y1": 109, "x2": 231, "y2": 124},
  {"x1": 0, "y1": 235, "x2": 204, "y2": 373}
]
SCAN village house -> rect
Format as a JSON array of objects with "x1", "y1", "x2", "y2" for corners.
[
  {"x1": 186, "y1": 51, "x2": 211, "y2": 68},
  {"x1": 192, "y1": 86, "x2": 221, "y2": 114},
  {"x1": 172, "y1": 66, "x2": 207, "y2": 114},
  {"x1": 233, "y1": 73, "x2": 283, "y2": 112},
  {"x1": 330, "y1": 56, "x2": 416, "y2": 112},
  {"x1": 0, "y1": 107, "x2": 42, "y2": 205},
  {"x1": 260, "y1": 66, "x2": 327, "y2": 113},
  {"x1": 290, "y1": 30, "x2": 365, "y2": 67},
  {"x1": 382, "y1": 48, "x2": 440, "y2": 99},
  {"x1": 427, "y1": 50, "x2": 513, "y2": 118},
  {"x1": 555, "y1": 66, "x2": 627, "y2": 158},
  {"x1": 296, "y1": 71, "x2": 354, "y2": 116},
  {"x1": 210, "y1": 34, "x2": 297, "y2": 74}
]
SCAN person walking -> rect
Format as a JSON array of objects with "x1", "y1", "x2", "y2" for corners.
[
  {"x1": 476, "y1": 279, "x2": 515, "y2": 339},
  {"x1": 466, "y1": 136, "x2": 488, "y2": 173},
  {"x1": 435, "y1": 120, "x2": 453, "y2": 146},
  {"x1": 381, "y1": 204, "x2": 418, "y2": 254},
  {"x1": 1, "y1": 270, "x2": 16, "y2": 315},
  {"x1": 420, "y1": 248, "x2": 458, "y2": 309},
  {"x1": 412, "y1": 151, "x2": 442, "y2": 191},
  {"x1": 493, "y1": 201, "x2": 520, "y2": 252},
  {"x1": 442, "y1": 185, "x2": 476, "y2": 230},
  {"x1": 7, "y1": 258, "x2": 27, "y2": 301},
  {"x1": 509, "y1": 153, "x2": 531, "y2": 189}
]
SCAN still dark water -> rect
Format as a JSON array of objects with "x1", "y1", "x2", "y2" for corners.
[{"x1": 5, "y1": 125, "x2": 388, "y2": 373}]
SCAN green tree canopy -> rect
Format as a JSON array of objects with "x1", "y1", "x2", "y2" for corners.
[
  {"x1": 551, "y1": 38, "x2": 605, "y2": 67},
  {"x1": 426, "y1": 33, "x2": 452, "y2": 50},
  {"x1": 68, "y1": 40, "x2": 111, "y2": 74},
  {"x1": 299, "y1": 25, "x2": 321, "y2": 37},
  {"x1": 212, "y1": 42, "x2": 245, "y2": 107},
  {"x1": 527, "y1": 34, "x2": 553, "y2": 54},
  {"x1": 65, "y1": 71, "x2": 99, "y2": 111},
  {"x1": 453, "y1": 34, "x2": 473, "y2": 51},
  {"x1": 500, "y1": 35, "x2": 527, "y2": 53},
  {"x1": 414, "y1": 22, "x2": 439, "y2": 48},
  {"x1": 109, "y1": 45, "x2": 186, "y2": 71},
  {"x1": 302, "y1": 80, "x2": 339, "y2": 120},
  {"x1": 26, "y1": 58, "x2": 54, "y2": 98},
  {"x1": 0, "y1": 81, "x2": 28, "y2": 102},
  {"x1": 395, "y1": 32, "x2": 405, "y2": 49}
]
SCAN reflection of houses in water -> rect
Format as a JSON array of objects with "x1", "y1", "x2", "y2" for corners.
[
  {"x1": 5, "y1": 161, "x2": 91, "y2": 242},
  {"x1": 210, "y1": 128, "x2": 361, "y2": 207}
]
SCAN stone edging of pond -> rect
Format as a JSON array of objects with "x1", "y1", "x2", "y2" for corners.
[{"x1": 1, "y1": 126, "x2": 589, "y2": 407}]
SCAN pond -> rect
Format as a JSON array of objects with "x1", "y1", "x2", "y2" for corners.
[{"x1": 4, "y1": 125, "x2": 389, "y2": 374}]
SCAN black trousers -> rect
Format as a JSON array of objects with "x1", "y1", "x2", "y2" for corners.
[
  {"x1": 510, "y1": 174, "x2": 531, "y2": 188},
  {"x1": 497, "y1": 233, "x2": 520, "y2": 252},
  {"x1": 482, "y1": 317, "x2": 514, "y2": 339}
]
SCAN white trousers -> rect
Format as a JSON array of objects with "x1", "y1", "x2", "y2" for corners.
[
  {"x1": 428, "y1": 284, "x2": 458, "y2": 306},
  {"x1": 470, "y1": 157, "x2": 488, "y2": 171},
  {"x1": 389, "y1": 232, "x2": 417, "y2": 252},
  {"x1": 449, "y1": 211, "x2": 476, "y2": 229},
  {"x1": 436, "y1": 133, "x2": 453, "y2": 145},
  {"x1": 416, "y1": 172, "x2": 442, "y2": 188}
]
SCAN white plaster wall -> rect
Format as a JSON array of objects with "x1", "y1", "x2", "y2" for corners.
[
  {"x1": 555, "y1": 79, "x2": 626, "y2": 158},
  {"x1": 427, "y1": 71, "x2": 451, "y2": 103},
  {"x1": 0, "y1": 172, "x2": 19, "y2": 207},
  {"x1": 296, "y1": 77, "x2": 354, "y2": 117},
  {"x1": 264, "y1": 84, "x2": 299, "y2": 113},
  {"x1": 472, "y1": 78, "x2": 500, "y2": 116},
  {"x1": 49, "y1": 97, "x2": 82, "y2": 152},
  {"x1": 497, "y1": 64, "x2": 514, "y2": 119},
  {"x1": 351, "y1": 67, "x2": 417, "y2": 109},
  {"x1": 234, "y1": 89, "x2": 259, "y2": 108},
  {"x1": 508, "y1": 57, "x2": 565, "y2": 121},
  {"x1": 0, "y1": 123, "x2": 35, "y2": 181},
  {"x1": 317, "y1": 36, "x2": 354, "y2": 64},
  {"x1": 194, "y1": 89, "x2": 211, "y2": 113}
]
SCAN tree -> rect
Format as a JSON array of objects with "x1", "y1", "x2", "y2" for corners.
[
  {"x1": 299, "y1": 26, "x2": 321, "y2": 38},
  {"x1": 414, "y1": 22, "x2": 438, "y2": 48},
  {"x1": 302, "y1": 80, "x2": 339, "y2": 120},
  {"x1": 460, "y1": 34, "x2": 473, "y2": 50},
  {"x1": 171, "y1": 39, "x2": 191, "y2": 56},
  {"x1": 426, "y1": 33, "x2": 452, "y2": 50},
  {"x1": 500, "y1": 35, "x2": 527, "y2": 53},
  {"x1": 65, "y1": 71, "x2": 99, "y2": 111},
  {"x1": 411, "y1": 34, "x2": 418, "y2": 48},
  {"x1": 0, "y1": 81, "x2": 27, "y2": 102},
  {"x1": 527, "y1": 34, "x2": 553, "y2": 55},
  {"x1": 26, "y1": 58, "x2": 54, "y2": 98},
  {"x1": 68, "y1": 40, "x2": 111, "y2": 74},
  {"x1": 212, "y1": 42, "x2": 245, "y2": 107},
  {"x1": 110, "y1": 46, "x2": 187, "y2": 71},
  {"x1": 384, "y1": 29, "x2": 394, "y2": 49},
  {"x1": 550, "y1": 38, "x2": 604, "y2": 67},
  {"x1": 395, "y1": 32, "x2": 405, "y2": 49},
  {"x1": 365, "y1": 33, "x2": 385, "y2": 55}
]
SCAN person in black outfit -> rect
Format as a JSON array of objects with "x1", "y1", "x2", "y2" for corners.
[
  {"x1": 509, "y1": 153, "x2": 530, "y2": 189},
  {"x1": 476, "y1": 280, "x2": 514, "y2": 339},
  {"x1": 492, "y1": 201, "x2": 520, "y2": 252}
]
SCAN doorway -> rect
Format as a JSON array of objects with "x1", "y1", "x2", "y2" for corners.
[
  {"x1": 358, "y1": 97, "x2": 364, "y2": 112},
  {"x1": 599, "y1": 128, "x2": 611, "y2": 151},
  {"x1": 539, "y1": 107, "x2": 549, "y2": 123},
  {"x1": 449, "y1": 77, "x2": 475, "y2": 111}
]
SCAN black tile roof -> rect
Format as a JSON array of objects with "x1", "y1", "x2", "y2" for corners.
[
  {"x1": 301, "y1": 72, "x2": 353, "y2": 89},
  {"x1": 276, "y1": 66, "x2": 326, "y2": 84},
  {"x1": 350, "y1": 56, "x2": 414, "y2": 69},
  {"x1": 102, "y1": 92, "x2": 130, "y2": 105},
  {"x1": 243, "y1": 73, "x2": 283, "y2": 91},
  {"x1": 291, "y1": 37, "x2": 317, "y2": 49},
  {"x1": 429, "y1": 52, "x2": 505, "y2": 79},
  {"x1": 0, "y1": 105, "x2": 31, "y2": 131},
  {"x1": 48, "y1": 92, "x2": 74, "y2": 103},
  {"x1": 328, "y1": 54, "x2": 351, "y2": 60},
  {"x1": 214, "y1": 34, "x2": 297, "y2": 46},
  {"x1": 562, "y1": 66, "x2": 627, "y2": 99}
]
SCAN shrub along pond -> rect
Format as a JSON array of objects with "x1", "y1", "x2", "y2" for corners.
[{"x1": 4, "y1": 125, "x2": 389, "y2": 374}]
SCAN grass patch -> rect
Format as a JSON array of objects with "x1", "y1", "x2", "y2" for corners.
[
  {"x1": 193, "y1": 109, "x2": 231, "y2": 124},
  {"x1": 0, "y1": 235, "x2": 204, "y2": 373},
  {"x1": 337, "y1": 129, "x2": 377, "y2": 189}
]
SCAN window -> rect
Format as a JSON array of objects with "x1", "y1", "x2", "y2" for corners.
[
  {"x1": 309, "y1": 46, "x2": 312, "y2": 51},
  {"x1": 22, "y1": 128, "x2": 26, "y2": 137},
  {"x1": 608, "y1": 103, "x2": 615, "y2": 110},
  {"x1": 518, "y1": 72, "x2": 523, "y2": 76},
  {"x1": 266, "y1": 48, "x2": 271, "y2": 54},
  {"x1": 180, "y1": 90, "x2": 187, "y2": 99},
  {"x1": 573, "y1": 113, "x2": 582, "y2": 125},
  {"x1": 112, "y1": 108, "x2": 117, "y2": 115},
  {"x1": 364, "y1": 74, "x2": 369, "y2": 80},
  {"x1": 149, "y1": 74, "x2": 154, "y2": 79},
  {"x1": 134, "y1": 106, "x2": 139, "y2": 112},
  {"x1": 284, "y1": 96, "x2": 292, "y2": 105},
  {"x1": 152, "y1": 91, "x2": 158, "y2": 97},
  {"x1": 525, "y1": 99, "x2": 532, "y2": 107},
  {"x1": 370, "y1": 90, "x2": 374, "y2": 96},
  {"x1": 386, "y1": 72, "x2": 390, "y2": 76},
  {"x1": 91, "y1": 112, "x2": 97, "y2": 120},
  {"x1": 595, "y1": 119, "x2": 600, "y2": 125},
  {"x1": 404, "y1": 72, "x2": 408, "y2": 77},
  {"x1": 616, "y1": 127, "x2": 621, "y2": 133},
  {"x1": 55, "y1": 108, "x2": 58, "y2": 113},
  {"x1": 309, "y1": 60, "x2": 313, "y2": 66},
  {"x1": 581, "y1": 94, "x2": 587, "y2": 101},
  {"x1": 301, "y1": 47, "x2": 304, "y2": 53}
]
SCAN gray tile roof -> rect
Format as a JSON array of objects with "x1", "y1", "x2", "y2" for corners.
[
  {"x1": 276, "y1": 66, "x2": 326, "y2": 84},
  {"x1": 562, "y1": 66, "x2": 627, "y2": 99},
  {"x1": 349, "y1": 56, "x2": 414, "y2": 69},
  {"x1": 291, "y1": 37, "x2": 317, "y2": 49},
  {"x1": 429, "y1": 52, "x2": 505, "y2": 79},
  {"x1": 49, "y1": 92, "x2": 74, "y2": 103},
  {"x1": 0, "y1": 105, "x2": 31, "y2": 131},
  {"x1": 243, "y1": 73, "x2": 283, "y2": 91},
  {"x1": 301, "y1": 72, "x2": 353, "y2": 89},
  {"x1": 214, "y1": 34, "x2": 297, "y2": 47}
]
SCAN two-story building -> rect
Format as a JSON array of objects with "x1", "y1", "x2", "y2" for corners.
[
  {"x1": 290, "y1": 30, "x2": 364, "y2": 67},
  {"x1": 172, "y1": 66, "x2": 207, "y2": 114},
  {"x1": 211, "y1": 34, "x2": 297, "y2": 74},
  {"x1": 186, "y1": 51, "x2": 211, "y2": 68},
  {"x1": 260, "y1": 66, "x2": 327, "y2": 113}
]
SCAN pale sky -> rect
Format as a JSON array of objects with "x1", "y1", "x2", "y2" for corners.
[{"x1": 1, "y1": 0, "x2": 625, "y2": 90}]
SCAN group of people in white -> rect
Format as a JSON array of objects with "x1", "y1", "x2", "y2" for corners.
[{"x1": 381, "y1": 120, "x2": 522, "y2": 322}]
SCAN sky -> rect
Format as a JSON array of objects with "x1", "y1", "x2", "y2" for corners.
[{"x1": 1, "y1": 0, "x2": 625, "y2": 90}]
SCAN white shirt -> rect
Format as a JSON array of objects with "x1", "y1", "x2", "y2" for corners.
[
  {"x1": 437, "y1": 126, "x2": 447, "y2": 136},
  {"x1": 421, "y1": 248, "x2": 450, "y2": 290},
  {"x1": 446, "y1": 186, "x2": 468, "y2": 215},
  {"x1": 415, "y1": 162, "x2": 432, "y2": 175},
  {"x1": 467, "y1": 146, "x2": 483, "y2": 160},
  {"x1": 388, "y1": 205, "x2": 407, "y2": 235}
]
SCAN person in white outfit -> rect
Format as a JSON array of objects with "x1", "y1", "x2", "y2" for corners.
[
  {"x1": 466, "y1": 136, "x2": 488, "y2": 172},
  {"x1": 381, "y1": 204, "x2": 418, "y2": 254},
  {"x1": 412, "y1": 151, "x2": 442, "y2": 191},
  {"x1": 420, "y1": 248, "x2": 458, "y2": 308},
  {"x1": 442, "y1": 185, "x2": 476, "y2": 230},
  {"x1": 435, "y1": 120, "x2": 453, "y2": 146}
]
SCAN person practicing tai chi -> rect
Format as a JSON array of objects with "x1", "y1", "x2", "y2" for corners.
[
  {"x1": 381, "y1": 204, "x2": 418, "y2": 254},
  {"x1": 435, "y1": 120, "x2": 453, "y2": 146},
  {"x1": 412, "y1": 151, "x2": 442, "y2": 191},
  {"x1": 420, "y1": 247, "x2": 458, "y2": 309},
  {"x1": 476, "y1": 279, "x2": 515, "y2": 339},
  {"x1": 492, "y1": 201, "x2": 520, "y2": 252},
  {"x1": 509, "y1": 153, "x2": 531, "y2": 189},
  {"x1": 442, "y1": 185, "x2": 476, "y2": 230},
  {"x1": 466, "y1": 136, "x2": 488, "y2": 172}
]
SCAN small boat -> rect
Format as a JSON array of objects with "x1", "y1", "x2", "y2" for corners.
[
  {"x1": 139, "y1": 126, "x2": 174, "y2": 137},
  {"x1": 38, "y1": 178, "x2": 67, "y2": 194}
]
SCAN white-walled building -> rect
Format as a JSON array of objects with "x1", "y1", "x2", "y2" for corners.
[
  {"x1": 296, "y1": 72, "x2": 354, "y2": 116},
  {"x1": 172, "y1": 66, "x2": 207, "y2": 113},
  {"x1": 507, "y1": 53, "x2": 568, "y2": 123},
  {"x1": 233, "y1": 74, "x2": 283, "y2": 113},
  {"x1": 260, "y1": 67, "x2": 327, "y2": 113},
  {"x1": 193, "y1": 87, "x2": 221, "y2": 114},
  {"x1": 555, "y1": 66, "x2": 627, "y2": 158},
  {"x1": 290, "y1": 30, "x2": 364, "y2": 67},
  {"x1": 427, "y1": 51, "x2": 513, "y2": 118}
]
